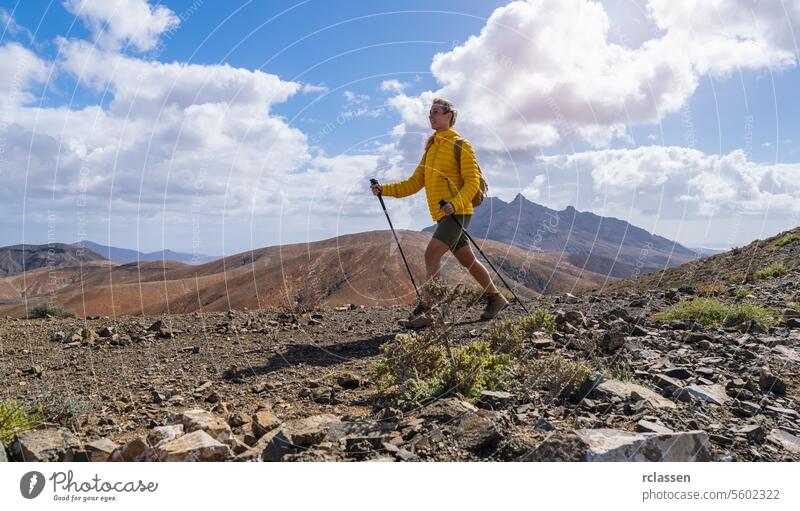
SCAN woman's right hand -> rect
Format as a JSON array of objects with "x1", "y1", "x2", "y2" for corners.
[{"x1": 370, "y1": 183, "x2": 382, "y2": 195}]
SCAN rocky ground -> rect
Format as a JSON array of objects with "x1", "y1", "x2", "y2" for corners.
[{"x1": 2, "y1": 263, "x2": 800, "y2": 462}]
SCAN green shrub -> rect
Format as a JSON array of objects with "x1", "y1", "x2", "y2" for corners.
[
  {"x1": 651, "y1": 297, "x2": 774, "y2": 328},
  {"x1": 483, "y1": 310, "x2": 555, "y2": 355},
  {"x1": 33, "y1": 392, "x2": 90, "y2": 425},
  {"x1": 726, "y1": 272, "x2": 746, "y2": 284},
  {"x1": 0, "y1": 400, "x2": 42, "y2": 444},
  {"x1": 698, "y1": 282, "x2": 725, "y2": 297},
  {"x1": 372, "y1": 330, "x2": 514, "y2": 403},
  {"x1": 441, "y1": 341, "x2": 514, "y2": 400},
  {"x1": 27, "y1": 303, "x2": 73, "y2": 319},
  {"x1": 772, "y1": 234, "x2": 800, "y2": 248},
  {"x1": 521, "y1": 354, "x2": 591, "y2": 399},
  {"x1": 755, "y1": 262, "x2": 786, "y2": 280},
  {"x1": 372, "y1": 331, "x2": 448, "y2": 402}
]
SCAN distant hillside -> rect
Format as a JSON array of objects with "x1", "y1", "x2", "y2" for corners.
[
  {"x1": 0, "y1": 243, "x2": 108, "y2": 277},
  {"x1": 73, "y1": 240, "x2": 218, "y2": 265},
  {"x1": 424, "y1": 194, "x2": 700, "y2": 277},
  {"x1": 590, "y1": 226, "x2": 800, "y2": 294},
  {"x1": 0, "y1": 230, "x2": 614, "y2": 317}
]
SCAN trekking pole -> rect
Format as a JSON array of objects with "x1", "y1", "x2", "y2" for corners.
[
  {"x1": 439, "y1": 200, "x2": 530, "y2": 314},
  {"x1": 370, "y1": 179, "x2": 423, "y2": 303}
]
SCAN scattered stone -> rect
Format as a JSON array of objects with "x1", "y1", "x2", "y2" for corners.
[
  {"x1": 663, "y1": 367, "x2": 692, "y2": 380},
  {"x1": 147, "y1": 425, "x2": 184, "y2": 447},
  {"x1": 166, "y1": 409, "x2": 233, "y2": 444},
  {"x1": 9, "y1": 428, "x2": 84, "y2": 462},
  {"x1": 595, "y1": 379, "x2": 677, "y2": 409},
  {"x1": 336, "y1": 373, "x2": 363, "y2": 389},
  {"x1": 735, "y1": 424, "x2": 766, "y2": 443},
  {"x1": 420, "y1": 398, "x2": 478, "y2": 422},
  {"x1": 84, "y1": 438, "x2": 119, "y2": 462},
  {"x1": 155, "y1": 430, "x2": 230, "y2": 462},
  {"x1": 574, "y1": 429, "x2": 713, "y2": 462},
  {"x1": 477, "y1": 390, "x2": 515, "y2": 409},
  {"x1": 453, "y1": 413, "x2": 500, "y2": 452},
  {"x1": 677, "y1": 384, "x2": 731, "y2": 405},
  {"x1": 110, "y1": 438, "x2": 154, "y2": 462},
  {"x1": 596, "y1": 330, "x2": 626, "y2": 353},
  {"x1": 767, "y1": 429, "x2": 800, "y2": 454},
  {"x1": 759, "y1": 367, "x2": 787, "y2": 395},
  {"x1": 252, "y1": 410, "x2": 281, "y2": 438},
  {"x1": 635, "y1": 420, "x2": 673, "y2": 434}
]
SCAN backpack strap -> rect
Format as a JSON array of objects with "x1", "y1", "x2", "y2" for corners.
[{"x1": 454, "y1": 138, "x2": 463, "y2": 171}]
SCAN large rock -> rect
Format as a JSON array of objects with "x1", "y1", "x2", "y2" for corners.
[
  {"x1": 575, "y1": 429, "x2": 713, "y2": 462},
  {"x1": 767, "y1": 429, "x2": 800, "y2": 454},
  {"x1": 9, "y1": 428, "x2": 85, "y2": 461},
  {"x1": 84, "y1": 438, "x2": 119, "y2": 462},
  {"x1": 155, "y1": 430, "x2": 231, "y2": 461},
  {"x1": 109, "y1": 438, "x2": 155, "y2": 462},
  {"x1": 251, "y1": 410, "x2": 281, "y2": 439},
  {"x1": 147, "y1": 425, "x2": 184, "y2": 447},
  {"x1": 453, "y1": 413, "x2": 500, "y2": 452},
  {"x1": 284, "y1": 414, "x2": 341, "y2": 447},
  {"x1": 248, "y1": 414, "x2": 342, "y2": 462},
  {"x1": 166, "y1": 409, "x2": 232, "y2": 444},
  {"x1": 678, "y1": 384, "x2": 731, "y2": 405},
  {"x1": 595, "y1": 380, "x2": 676, "y2": 409},
  {"x1": 420, "y1": 398, "x2": 479, "y2": 422}
]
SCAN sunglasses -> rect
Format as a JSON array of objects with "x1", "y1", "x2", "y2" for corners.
[{"x1": 429, "y1": 108, "x2": 451, "y2": 116}]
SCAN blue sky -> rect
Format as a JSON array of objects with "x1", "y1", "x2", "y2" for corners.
[{"x1": 2, "y1": 0, "x2": 800, "y2": 255}]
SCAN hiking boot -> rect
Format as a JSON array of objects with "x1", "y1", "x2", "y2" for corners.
[
  {"x1": 408, "y1": 301, "x2": 431, "y2": 320},
  {"x1": 481, "y1": 292, "x2": 509, "y2": 320},
  {"x1": 402, "y1": 314, "x2": 433, "y2": 329},
  {"x1": 401, "y1": 301, "x2": 434, "y2": 329}
]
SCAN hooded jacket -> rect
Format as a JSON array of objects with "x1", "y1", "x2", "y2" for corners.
[{"x1": 380, "y1": 128, "x2": 480, "y2": 222}]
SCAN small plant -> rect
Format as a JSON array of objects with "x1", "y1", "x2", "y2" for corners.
[
  {"x1": 772, "y1": 234, "x2": 800, "y2": 248},
  {"x1": 698, "y1": 282, "x2": 725, "y2": 297},
  {"x1": 441, "y1": 341, "x2": 514, "y2": 400},
  {"x1": 372, "y1": 331, "x2": 448, "y2": 400},
  {"x1": 755, "y1": 262, "x2": 786, "y2": 280},
  {"x1": 651, "y1": 297, "x2": 775, "y2": 328},
  {"x1": 0, "y1": 400, "x2": 43, "y2": 443},
  {"x1": 605, "y1": 360, "x2": 635, "y2": 382},
  {"x1": 735, "y1": 287, "x2": 752, "y2": 299},
  {"x1": 33, "y1": 392, "x2": 90, "y2": 426},
  {"x1": 726, "y1": 272, "x2": 746, "y2": 284},
  {"x1": 27, "y1": 303, "x2": 73, "y2": 319},
  {"x1": 521, "y1": 354, "x2": 591, "y2": 399},
  {"x1": 484, "y1": 311, "x2": 555, "y2": 355},
  {"x1": 372, "y1": 327, "x2": 514, "y2": 403}
]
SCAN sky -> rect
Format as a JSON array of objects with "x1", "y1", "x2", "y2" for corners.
[{"x1": 1, "y1": 0, "x2": 799, "y2": 257}]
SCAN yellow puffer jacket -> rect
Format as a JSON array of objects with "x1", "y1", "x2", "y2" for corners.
[{"x1": 381, "y1": 128, "x2": 480, "y2": 222}]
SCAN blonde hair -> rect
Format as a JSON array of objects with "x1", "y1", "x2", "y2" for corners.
[{"x1": 432, "y1": 98, "x2": 457, "y2": 127}]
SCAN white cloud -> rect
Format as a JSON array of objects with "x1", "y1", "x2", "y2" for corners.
[
  {"x1": 302, "y1": 83, "x2": 329, "y2": 95},
  {"x1": 387, "y1": 0, "x2": 800, "y2": 151},
  {"x1": 379, "y1": 79, "x2": 408, "y2": 94},
  {"x1": 1, "y1": 8, "x2": 34, "y2": 41},
  {"x1": 539, "y1": 145, "x2": 800, "y2": 217},
  {"x1": 0, "y1": 43, "x2": 50, "y2": 103},
  {"x1": 63, "y1": 0, "x2": 179, "y2": 52}
]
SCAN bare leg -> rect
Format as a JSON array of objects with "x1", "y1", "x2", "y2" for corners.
[
  {"x1": 423, "y1": 238, "x2": 451, "y2": 304},
  {"x1": 453, "y1": 244, "x2": 498, "y2": 294}
]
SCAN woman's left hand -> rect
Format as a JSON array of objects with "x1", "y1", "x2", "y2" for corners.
[{"x1": 441, "y1": 201, "x2": 455, "y2": 216}]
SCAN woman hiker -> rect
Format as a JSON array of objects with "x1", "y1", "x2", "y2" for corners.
[{"x1": 370, "y1": 98, "x2": 508, "y2": 327}]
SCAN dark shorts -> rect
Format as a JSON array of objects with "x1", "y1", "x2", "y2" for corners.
[{"x1": 432, "y1": 214, "x2": 471, "y2": 252}]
